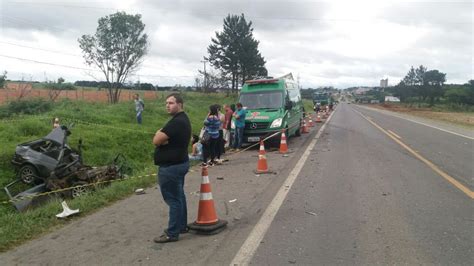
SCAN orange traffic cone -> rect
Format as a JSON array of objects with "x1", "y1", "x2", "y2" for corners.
[
  {"x1": 323, "y1": 111, "x2": 328, "y2": 118},
  {"x1": 308, "y1": 116, "x2": 314, "y2": 127},
  {"x1": 302, "y1": 119, "x2": 309, "y2": 133},
  {"x1": 255, "y1": 140, "x2": 269, "y2": 173},
  {"x1": 315, "y1": 114, "x2": 322, "y2": 123},
  {"x1": 196, "y1": 166, "x2": 217, "y2": 224},
  {"x1": 188, "y1": 166, "x2": 227, "y2": 234},
  {"x1": 279, "y1": 130, "x2": 288, "y2": 154}
]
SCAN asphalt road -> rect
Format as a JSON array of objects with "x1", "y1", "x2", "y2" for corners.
[
  {"x1": 1, "y1": 103, "x2": 472, "y2": 265},
  {"x1": 250, "y1": 103, "x2": 473, "y2": 265}
]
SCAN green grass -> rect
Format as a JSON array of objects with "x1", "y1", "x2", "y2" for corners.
[
  {"x1": 0, "y1": 92, "x2": 237, "y2": 252},
  {"x1": 303, "y1": 99, "x2": 313, "y2": 114}
]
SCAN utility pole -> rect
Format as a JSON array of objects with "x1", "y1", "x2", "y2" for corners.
[{"x1": 201, "y1": 58, "x2": 207, "y2": 92}]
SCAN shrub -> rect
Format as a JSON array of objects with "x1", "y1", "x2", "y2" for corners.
[{"x1": 5, "y1": 99, "x2": 52, "y2": 117}]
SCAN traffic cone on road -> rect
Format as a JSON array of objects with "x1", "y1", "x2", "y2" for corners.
[
  {"x1": 255, "y1": 140, "x2": 269, "y2": 173},
  {"x1": 279, "y1": 130, "x2": 288, "y2": 154},
  {"x1": 308, "y1": 116, "x2": 314, "y2": 127},
  {"x1": 302, "y1": 119, "x2": 309, "y2": 133},
  {"x1": 315, "y1": 114, "x2": 322, "y2": 123},
  {"x1": 188, "y1": 166, "x2": 227, "y2": 234}
]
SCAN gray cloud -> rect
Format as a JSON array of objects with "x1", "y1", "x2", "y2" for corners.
[{"x1": 1, "y1": 0, "x2": 472, "y2": 88}]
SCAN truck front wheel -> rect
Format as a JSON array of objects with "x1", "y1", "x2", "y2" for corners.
[{"x1": 295, "y1": 121, "x2": 302, "y2": 137}]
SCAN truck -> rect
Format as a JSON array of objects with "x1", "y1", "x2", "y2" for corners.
[
  {"x1": 235, "y1": 74, "x2": 304, "y2": 145},
  {"x1": 312, "y1": 92, "x2": 332, "y2": 106}
]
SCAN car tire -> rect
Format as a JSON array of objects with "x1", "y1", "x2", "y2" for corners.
[
  {"x1": 19, "y1": 165, "x2": 39, "y2": 184},
  {"x1": 70, "y1": 181, "x2": 90, "y2": 198}
]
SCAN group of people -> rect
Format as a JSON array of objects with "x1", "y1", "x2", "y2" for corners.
[
  {"x1": 189, "y1": 102, "x2": 246, "y2": 166},
  {"x1": 152, "y1": 93, "x2": 247, "y2": 243}
]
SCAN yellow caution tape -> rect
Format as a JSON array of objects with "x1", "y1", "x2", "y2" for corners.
[{"x1": 0, "y1": 173, "x2": 156, "y2": 205}]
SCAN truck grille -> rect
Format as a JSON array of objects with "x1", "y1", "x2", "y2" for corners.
[{"x1": 245, "y1": 122, "x2": 269, "y2": 130}]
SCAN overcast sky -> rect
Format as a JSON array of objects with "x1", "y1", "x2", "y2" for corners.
[{"x1": 0, "y1": 0, "x2": 472, "y2": 89}]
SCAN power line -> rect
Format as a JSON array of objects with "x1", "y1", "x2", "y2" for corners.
[
  {"x1": 0, "y1": 41, "x2": 81, "y2": 57},
  {"x1": 3, "y1": 16, "x2": 68, "y2": 32},
  {"x1": 6, "y1": 1, "x2": 116, "y2": 11},
  {"x1": 0, "y1": 41, "x2": 196, "y2": 77},
  {"x1": 0, "y1": 54, "x2": 98, "y2": 72},
  {"x1": 0, "y1": 54, "x2": 195, "y2": 79}
]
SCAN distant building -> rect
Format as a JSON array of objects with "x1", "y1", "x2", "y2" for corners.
[
  {"x1": 354, "y1": 87, "x2": 370, "y2": 95},
  {"x1": 380, "y1": 78, "x2": 388, "y2": 88},
  {"x1": 385, "y1": 96, "x2": 400, "y2": 102}
]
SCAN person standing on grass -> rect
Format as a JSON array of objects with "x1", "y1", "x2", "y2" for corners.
[
  {"x1": 231, "y1": 102, "x2": 246, "y2": 151},
  {"x1": 152, "y1": 93, "x2": 191, "y2": 243},
  {"x1": 134, "y1": 93, "x2": 145, "y2": 124}
]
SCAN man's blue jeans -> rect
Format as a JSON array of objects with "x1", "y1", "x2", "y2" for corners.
[
  {"x1": 136, "y1": 111, "x2": 142, "y2": 124},
  {"x1": 233, "y1": 127, "x2": 244, "y2": 149},
  {"x1": 158, "y1": 161, "x2": 189, "y2": 238}
]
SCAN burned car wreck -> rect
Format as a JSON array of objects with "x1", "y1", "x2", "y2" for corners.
[{"x1": 5, "y1": 126, "x2": 127, "y2": 211}]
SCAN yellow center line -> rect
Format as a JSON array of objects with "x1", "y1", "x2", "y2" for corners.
[
  {"x1": 355, "y1": 109, "x2": 474, "y2": 199},
  {"x1": 387, "y1": 130, "x2": 402, "y2": 139}
]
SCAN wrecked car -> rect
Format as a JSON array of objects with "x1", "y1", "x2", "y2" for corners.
[
  {"x1": 5, "y1": 126, "x2": 128, "y2": 211},
  {"x1": 4, "y1": 154, "x2": 127, "y2": 212},
  {"x1": 11, "y1": 125, "x2": 81, "y2": 185}
]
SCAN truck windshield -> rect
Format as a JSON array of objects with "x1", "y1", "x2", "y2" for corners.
[{"x1": 240, "y1": 91, "x2": 283, "y2": 109}]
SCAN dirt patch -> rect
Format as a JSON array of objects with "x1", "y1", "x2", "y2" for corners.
[
  {"x1": 0, "y1": 89, "x2": 160, "y2": 105},
  {"x1": 370, "y1": 104, "x2": 474, "y2": 127}
]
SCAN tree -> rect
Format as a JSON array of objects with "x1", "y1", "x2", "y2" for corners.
[
  {"x1": 423, "y1": 70, "x2": 446, "y2": 105},
  {"x1": 444, "y1": 85, "x2": 471, "y2": 105},
  {"x1": 402, "y1": 66, "x2": 416, "y2": 86},
  {"x1": 395, "y1": 65, "x2": 446, "y2": 104},
  {"x1": 394, "y1": 66, "x2": 418, "y2": 102},
  {"x1": 0, "y1": 71, "x2": 7, "y2": 89},
  {"x1": 57, "y1": 77, "x2": 65, "y2": 84},
  {"x1": 78, "y1": 12, "x2": 148, "y2": 103},
  {"x1": 414, "y1": 65, "x2": 427, "y2": 85},
  {"x1": 16, "y1": 76, "x2": 33, "y2": 100},
  {"x1": 207, "y1": 14, "x2": 266, "y2": 92},
  {"x1": 196, "y1": 69, "x2": 230, "y2": 93}
]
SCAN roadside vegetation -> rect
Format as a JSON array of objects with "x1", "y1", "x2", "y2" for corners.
[
  {"x1": 0, "y1": 92, "x2": 237, "y2": 251},
  {"x1": 348, "y1": 66, "x2": 473, "y2": 126},
  {"x1": 352, "y1": 65, "x2": 473, "y2": 109}
]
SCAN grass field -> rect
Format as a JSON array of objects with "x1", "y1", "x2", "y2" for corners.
[{"x1": 372, "y1": 103, "x2": 474, "y2": 128}]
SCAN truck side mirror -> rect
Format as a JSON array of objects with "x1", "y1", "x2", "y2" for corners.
[{"x1": 285, "y1": 101, "x2": 292, "y2": 110}]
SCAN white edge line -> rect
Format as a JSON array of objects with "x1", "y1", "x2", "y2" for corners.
[
  {"x1": 357, "y1": 105, "x2": 474, "y2": 140},
  {"x1": 230, "y1": 110, "x2": 335, "y2": 266}
]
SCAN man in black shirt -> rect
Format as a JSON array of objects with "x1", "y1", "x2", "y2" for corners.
[{"x1": 152, "y1": 93, "x2": 191, "y2": 243}]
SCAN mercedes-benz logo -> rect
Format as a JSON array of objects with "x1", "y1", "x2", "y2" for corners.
[{"x1": 251, "y1": 123, "x2": 257, "y2": 129}]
